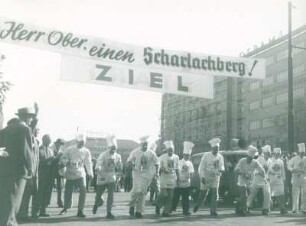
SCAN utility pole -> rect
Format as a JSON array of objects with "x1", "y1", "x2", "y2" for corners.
[{"x1": 288, "y1": 2, "x2": 294, "y2": 154}]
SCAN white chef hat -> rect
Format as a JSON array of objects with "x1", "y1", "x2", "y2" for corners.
[
  {"x1": 106, "y1": 134, "x2": 117, "y2": 147},
  {"x1": 183, "y1": 141, "x2": 194, "y2": 155},
  {"x1": 273, "y1": 147, "x2": 281, "y2": 154},
  {"x1": 262, "y1": 145, "x2": 272, "y2": 154},
  {"x1": 248, "y1": 145, "x2": 258, "y2": 157},
  {"x1": 76, "y1": 133, "x2": 86, "y2": 142},
  {"x1": 209, "y1": 138, "x2": 221, "y2": 148},
  {"x1": 150, "y1": 142, "x2": 157, "y2": 152},
  {"x1": 297, "y1": 143, "x2": 305, "y2": 153},
  {"x1": 139, "y1": 135, "x2": 150, "y2": 144},
  {"x1": 164, "y1": 140, "x2": 174, "y2": 149}
]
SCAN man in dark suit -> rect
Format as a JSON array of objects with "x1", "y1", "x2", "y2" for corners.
[
  {"x1": 17, "y1": 120, "x2": 40, "y2": 221},
  {"x1": 0, "y1": 107, "x2": 35, "y2": 226},
  {"x1": 37, "y1": 134, "x2": 54, "y2": 217},
  {"x1": 52, "y1": 138, "x2": 66, "y2": 208}
]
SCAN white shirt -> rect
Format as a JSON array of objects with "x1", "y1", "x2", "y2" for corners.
[
  {"x1": 96, "y1": 150, "x2": 122, "y2": 185},
  {"x1": 178, "y1": 159, "x2": 194, "y2": 188},
  {"x1": 287, "y1": 155, "x2": 306, "y2": 176},
  {"x1": 235, "y1": 158, "x2": 265, "y2": 187},
  {"x1": 268, "y1": 158, "x2": 285, "y2": 184},
  {"x1": 159, "y1": 153, "x2": 179, "y2": 188},
  {"x1": 60, "y1": 146, "x2": 93, "y2": 180},
  {"x1": 127, "y1": 148, "x2": 159, "y2": 175},
  {"x1": 198, "y1": 152, "x2": 224, "y2": 180},
  {"x1": 252, "y1": 156, "x2": 271, "y2": 186}
]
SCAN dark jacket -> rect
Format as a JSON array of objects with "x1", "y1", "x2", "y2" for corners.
[{"x1": 0, "y1": 119, "x2": 33, "y2": 178}]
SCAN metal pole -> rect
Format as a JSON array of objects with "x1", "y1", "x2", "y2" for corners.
[
  {"x1": 226, "y1": 77, "x2": 233, "y2": 150},
  {"x1": 288, "y1": 2, "x2": 295, "y2": 154}
]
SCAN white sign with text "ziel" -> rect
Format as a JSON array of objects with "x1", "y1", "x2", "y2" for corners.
[
  {"x1": 0, "y1": 18, "x2": 266, "y2": 79},
  {"x1": 61, "y1": 55, "x2": 214, "y2": 99}
]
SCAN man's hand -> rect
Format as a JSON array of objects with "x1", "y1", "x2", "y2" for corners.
[{"x1": 34, "y1": 102, "x2": 39, "y2": 115}]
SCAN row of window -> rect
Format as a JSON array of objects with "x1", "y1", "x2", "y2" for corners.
[
  {"x1": 250, "y1": 118, "x2": 274, "y2": 130},
  {"x1": 247, "y1": 65, "x2": 305, "y2": 91},
  {"x1": 248, "y1": 89, "x2": 305, "y2": 111},
  {"x1": 265, "y1": 40, "x2": 305, "y2": 65}
]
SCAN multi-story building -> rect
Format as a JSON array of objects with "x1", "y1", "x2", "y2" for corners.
[{"x1": 160, "y1": 25, "x2": 306, "y2": 155}]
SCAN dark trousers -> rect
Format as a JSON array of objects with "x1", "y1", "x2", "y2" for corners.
[
  {"x1": 55, "y1": 176, "x2": 64, "y2": 206},
  {"x1": 195, "y1": 188, "x2": 218, "y2": 212},
  {"x1": 64, "y1": 178, "x2": 86, "y2": 211},
  {"x1": 156, "y1": 188, "x2": 175, "y2": 214},
  {"x1": 172, "y1": 187, "x2": 191, "y2": 213},
  {"x1": 0, "y1": 176, "x2": 27, "y2": 226},
  {"x1": 236, "y1": 186, "x2": 248, "y2": 213},
  {"x1": 94, "y1": 182, "x2": 116, "y2": 213},
  {"x1": 18, "y1": 177, "x2": 39, "y2": 218},
  {"x1": 38, "y1": 170, "x2": 53, "y2": 213}
]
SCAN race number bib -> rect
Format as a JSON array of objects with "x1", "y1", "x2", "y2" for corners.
[
  {"x1": 140, "y1": 155, "x2": 148, "y2": 170},
  {"x1": 167, "y1": 159, "x2": 174, "y2": 171}
]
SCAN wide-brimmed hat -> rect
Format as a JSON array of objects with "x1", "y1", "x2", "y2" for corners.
[
  {"x1": 55, "y1": 138, "x2": 65, "y2": 145},
  {"x1": 15, "y1": 107, "x2": 36, "y2": 117}
]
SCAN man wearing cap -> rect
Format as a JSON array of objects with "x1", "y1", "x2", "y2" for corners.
[
  {"x1": 18, "y1": 116, "x2": 40, "y2": 220},
  {"x1": 172, "y1": 141, "x2": 195, "y2": 215},
  {"x1": 193, "y1": 138, "x2": 224, "y2": 216},
  {"x1": 37, "y1": 134, "x2": 54, "y2": 217},
  {"x1": 93, "y1": 135, "x2": 122, "y2": 219},
  {"x1": 0, "y1": 107, "x2": 35, "y2": 226},
  {"x1": 52, "y1": 138, "x2": 66, "y2": 208},
  {"x1": 287, "y1": 143, "x2": 306, "y2": 213},
  {"x1": 59, "y1": 133, "x2": 93, "y2": 218},
  {"x1": 246, "y1": 144, "x2": 271, "y2": 215},
  {"x1": 155, "y1": 140, "x2": 179, "y2": 217},
  {"x1": 234, "y1": 145, "x2": 266, "y2": 216},
  {"x1": 128, "y1": 136, "x2": 159, "y2": 218},
  {"x1": 268, "y1": 148, "x2": 288, "y2": 214}
]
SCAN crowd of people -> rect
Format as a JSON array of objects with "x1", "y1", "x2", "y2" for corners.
[{"x1": 0, "y1": 105, "x2": 306, "y2": 226}]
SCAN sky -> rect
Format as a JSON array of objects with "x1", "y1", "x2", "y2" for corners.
[{"x1": 0, "y1": 0, "x2": 305, "y2": 142}]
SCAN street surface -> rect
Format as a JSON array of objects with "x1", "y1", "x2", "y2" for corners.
[{"x1": 21, "y1": 191, "x2": 305, "y2": 226}]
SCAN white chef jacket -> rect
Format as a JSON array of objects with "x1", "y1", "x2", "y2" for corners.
[
  {"x1": 198, "y1": 152, "x2": 224, "y2": 182},
  {"x1": 252, "y1": 156, "x2": 270, "y2": 186},
  {"x1": 60, "y1": 146, "x2": 93, "y2": 180},
  {"x1": 159, "y1": 153, "x2": 179, "y2": 189},
  {"x1": 178, "y1": 159, "x2": 194, "y2": 188},
  {"x1": 235, "y1": 158, "x2": 265, "y2": 187},
  {"x1": 96, "y1": 150, "x2": 122, "y2": 185},
  {"x1": 288, "y1": 155, "x2": 306, "y2": 179},
  {"x1": 128, "y1": 148, "x2": 159, "y2": 192}
]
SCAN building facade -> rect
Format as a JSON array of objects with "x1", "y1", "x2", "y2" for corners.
[{"x1": 160, "y1": 25, "x2": 306, "y2": 155}]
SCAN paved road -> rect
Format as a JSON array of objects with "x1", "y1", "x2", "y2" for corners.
[{"x1": 20, "y1": 191, "x2": 305, "y2": 226}]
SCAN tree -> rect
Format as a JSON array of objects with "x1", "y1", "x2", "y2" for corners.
[{"x1": 0, "y1": 53, "x2": 12, "y2": 129}]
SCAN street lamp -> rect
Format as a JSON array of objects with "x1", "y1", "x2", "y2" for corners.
[{"x1": 288, "y1": 2, "x2": 294, "y2": 154}]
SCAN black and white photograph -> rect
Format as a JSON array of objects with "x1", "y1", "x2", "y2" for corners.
[{"x1": 0, "y1": 0, "x2": 305, "y2": 225}]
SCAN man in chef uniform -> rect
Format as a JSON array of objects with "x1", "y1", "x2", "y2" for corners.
[
  {"x1": 234, "y1": 145, "x2": 265, "y2": 216},
  {"x1": 59, "y1": 133, "x2": 93, "y2": 218},
  {"x1": 155, "y1": 140, "x2": 180, "y2": 217},
  {"x1": 93, "y1": 135, "x2": 122, "y2": 219},
  {"x1": 247, "y1": 144, "x2": 271, "y2": 215},
  {"x1": 171, "y1": 141, "x2": 195, "y2": 215},
  {"x1": 287, "y1": 143, "x2": 306, "y2": 213},
  {"x1": 193, "y1": 138, "x2": 224, "y2": 216},
  {"x1": 268, "y1": 147, "x2": 288, "y2": 214},
  {"x1": 128, "y1": 136, "x2": 159, "y2": 218}
]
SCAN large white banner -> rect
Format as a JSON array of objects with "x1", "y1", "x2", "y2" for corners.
[
  {"x1": 0, "y1": 18, "x2": 266, "y2": 79},
  {"x1": 61, "y1": 55, "x2": 214, "y2": 98}
]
